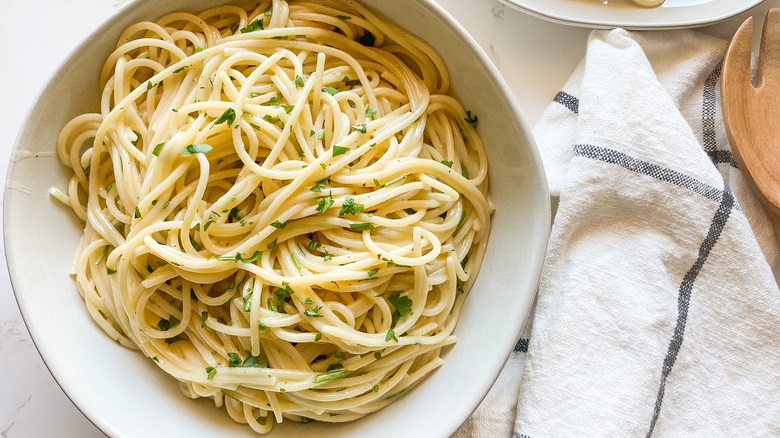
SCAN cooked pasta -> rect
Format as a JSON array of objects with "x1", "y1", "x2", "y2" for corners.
[{"x1": 51, "y1": 0, "x2": 491, "y2": 433}]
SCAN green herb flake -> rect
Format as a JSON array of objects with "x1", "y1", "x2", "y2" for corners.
[
  {"x1": 206, "y1": 366, "x2": 217, "y2": 379},
  {"x1": 336, "y1": 14, "x2": 351, "y2": 20},
  {"x1": 243, "y1": 289, "x2": 253, "y2": 312},
  {"x1": 367, "y1": 268, "x2": 379, "y2": 277},
  {"x1": 267, "y1": 238, "x2": 277, "y2": 249},
  {"x1": 351, "y1": 123, "x2": 367, "y2": 134},
  {"x1": 385, "y1": 329, "x2": 398, "y2": 343},
  {"x1": 295, "y1": 75, "x2": 305, "y2": 88},
  {"x1": 366, "y1": 107, "x2": 377, "y2": 118},
  {"x1": 373, "y1": 384, "x2": 379, "y2": 392},
  {"x1": 179, "y1": 143, "x2": 213, "y2": 155},
  {"x1": 332, "y1": 145, "x2": 350, "y2": 157},
  {"x1": 134, "y1": 207, "x2": 142, "y2": 219},
  {"x1": 310, "y1": 178, "x2": 328, "y2": 193},
  {"x1": 316, "y1": 193, "x2": 334, "y2": 214},
  {"x1": 374, "y1": 351, "x2": 382, "y2": 360},
  {"x1": 173, "y1": 65, "x2": 188, "y2": 73},
  {"x1": 214, "y1": 108, "x2": 237, "y2": 126},
  {"x1": 240, "y1": 19, "x2": 264, "y2": 33},
  {"x1": 349, "y1": 222, "x2": 374, "y2": 231},
  {"x1": 152, "y1": 142, "x2": 165, "y2": 156},
  {"x1": 269, "y1": 92, "x2": 283, "y2": 106},
  {"x1": 304, "y1": 306, "x2": 324, "y2": 318},
  {"x1": 321, "y1": 87, "x2": 340, "y2": 96},
  {"x1": 228, "y1": 352, "x2": 242, "y2": 367},
  {"x1": 464, "y1": 110, "x2": 478, "y2": 128},
  {"x1": 271, "y1": 220, "x2": 287, "y2": 229},
  {"x1": 146, "y1": 81, "x2": 155, "y2": 90},
  {"x1": 243, "y1": 353, "x2": 268, "y2": 368},
  {"x1": 313, "y1": 368, "x2": 353, "y2": 383},
  {"x1": 338, "y1": 197, "x2": 364, "y2": 217},
  {"x1": 384, "y1": 174, "x2": 405, "y2": 187},
  {"x1": 460, "y1": 162, "x2": 470, "y2": 179},
  {"x1": 441, "y1": 160, "x2": 453, "y2": 168},
  {"x1": 388, "y1": 294, "x2": 413, "y2": 317}
]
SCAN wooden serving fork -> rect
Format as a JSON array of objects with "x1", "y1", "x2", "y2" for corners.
[{"x1": 722, "y1": 8, "x2": 780, "y2": 237}]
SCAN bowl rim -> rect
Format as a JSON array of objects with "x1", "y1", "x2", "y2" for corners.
[{"x1": 4, "y1": 0, "x2": 550, "y2": 436}]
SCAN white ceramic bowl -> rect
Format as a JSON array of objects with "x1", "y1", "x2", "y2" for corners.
[{"x1": 4, "y1": 0, "x2": 550, "y2": 436}]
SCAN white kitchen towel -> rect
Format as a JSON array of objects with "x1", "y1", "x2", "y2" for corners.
[{"x1": 507, "y1": 28, "x2": 780, "y2": 437}]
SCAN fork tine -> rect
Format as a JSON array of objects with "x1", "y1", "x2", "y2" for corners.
[
  {"x1": 758, "y1": 9, "x2": 780, "y2": 87},
  {"x1": 722, "y1": 16, "x2": 754, "y2": 90}
]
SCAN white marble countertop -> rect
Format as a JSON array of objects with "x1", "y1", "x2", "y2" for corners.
[{"x1": 0, "y1": 0, "x2": 775, "y2": 436}]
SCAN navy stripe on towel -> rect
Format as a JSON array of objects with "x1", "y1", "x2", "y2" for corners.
[
  {"x1": 514, "y1": 338, "x2": 529, "y2": 353},
  {"x1": 645, "y1": 187, "x2": 735, "y2": 437},
  {"x1": 553, "y1": 91, "x2": 579, "y2": 114},
  {"x1": 573, "y1": 144, "x2": 735, "y2": 208}
]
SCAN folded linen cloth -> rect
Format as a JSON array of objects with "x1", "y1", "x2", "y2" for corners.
[
  {"x1": 516, "y1": 28, "x2": 780, "y2": 437},
  {"x1": 457, "y1": 28, "x2": 780, "y2": 437}
]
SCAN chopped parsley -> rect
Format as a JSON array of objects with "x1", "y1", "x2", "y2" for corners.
[
  {"x1": 365, "y1": 107, "x2": 377, "y2": 118},
  {"x1": 332, "y1": 145, "x2": 350, "y2": 157},
  {"x1": 464, "y1": 110, "x2": 478, "y2": 127},
  {"x1": 214, "y1": 108, "x2": 237, "y2": 126},
  {"x1": 385, "y1": 329, "x2": 398, "y2": 343},
  {"x1": 152, "y1": 142, "x2": 165, "y2": 156},
  {"x1": 179, "y1": 143, "x2": 212, "y2": 155},
  {"x1": 441, "y1": 160, "x2": 453, "y2": 168},
  {"x1": 240, "y1": 19, "x2": 264, "y2": 33},
  {"x1": 349, "y1": 222, "x2": 373, "y2": 231},
  {"x1": 388, "y1": 294, "x2": 413, "y2": 318},
  {"x1": 316, "y1": 193, "x2": 334, "y2": 213},
  {"x1": 295, "y1": 74, "x2": 305, "y2": 88},
  {"x1": 304, "y1": 306, "x2": 324, "y2": 318},
  {"x1": 206, "y1": 366, "x2": 217, "y2": 379},
  {"x1": 384, "y1": 174, "x2": 405, "y2": 187},
  {"x1": 310, "y1": 178, "x2": 328, "y2": 193},
  {"x1": 242, "y1": 353, "x2": 268, "y2": 368},
  {"x1": 228, "y1": 352, "x2": 242, "y2": 367},
  {"x1": 351, "y1": 123, "x2": 367, "y2": 133},
  {"x1": 338, "y1": 197, "x2": 364, "y2": 217},
  {"x1": 321, "y1": 87, "x2": 340, "y2": 95},
  {"x1": 270, "y1": 220, "x2": 287, "y2": 229},
  {"x1": 313, "y1": 368, "x2": 352, "y2": 383},
  {"x1": 216, "y1": 250, "x2": 263, "y2": 263},
  {"x1": 461, "y1": 162, "x2": 470, "y2": 179}
]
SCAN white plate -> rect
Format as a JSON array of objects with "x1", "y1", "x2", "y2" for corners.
[
  {"x1": 500, "y1": 0, "x2": 762, "y2": 30},
  {"x1": 4, "y1": 0, "x2": 550, "y2": 436}
]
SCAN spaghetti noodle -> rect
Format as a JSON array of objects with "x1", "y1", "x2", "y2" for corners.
[{"x1": 52, "y1": 0, "x2": 491, "y2": 433}]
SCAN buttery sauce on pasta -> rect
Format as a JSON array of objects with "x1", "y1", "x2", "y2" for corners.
[{"x1": 51, "y1": 0, "x2": 491, "y2": 433}]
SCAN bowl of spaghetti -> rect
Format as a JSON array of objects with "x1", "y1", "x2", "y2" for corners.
[{"x1": 4, "y1": 0, "x2": 549, "y2": 436}]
